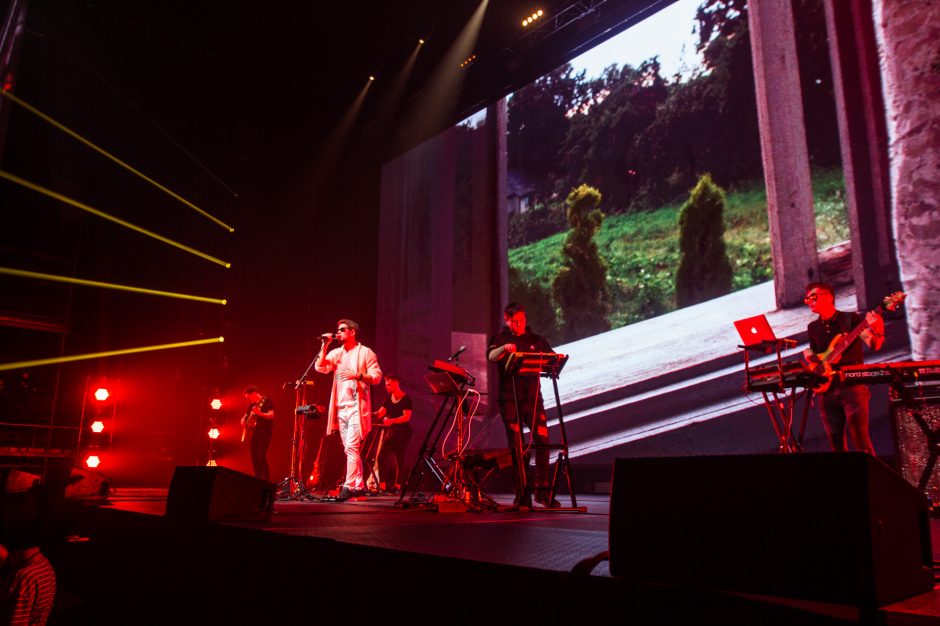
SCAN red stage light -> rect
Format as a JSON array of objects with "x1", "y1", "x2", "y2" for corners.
[
  {"x1": 94, "y1": 387, "x2": 110, "y2": 401},
  {"x1": 210, "y1": 398, "x2": 223, "y2": 410},
  {"x1": 85, "y1": 454, "x2": 101, "y2": 469},
  {"x1": 90, "y1": 420, "x2": 105, "y2": 433},
  {"x1": 208, "y1": 427, "x2": 220, "y2": 440}
]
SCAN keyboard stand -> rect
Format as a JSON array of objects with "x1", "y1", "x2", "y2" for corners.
[
  {"x1": 505, "y1": 352, "x2": 586, "y2": 512},
  {"x1": 741, "y1": 341, "x2": 816, "y2": 454}
]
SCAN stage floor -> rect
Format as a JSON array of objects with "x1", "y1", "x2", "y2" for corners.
[
  {"x1": 109, "y1": 488, "x2": 614, "y2": 574},
  {"x1": 52, "y1": 485, "x2": 940, "y2": 625}
]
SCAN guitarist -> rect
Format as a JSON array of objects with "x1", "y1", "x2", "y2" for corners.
[
  {"x1": 804, "y1": 282, "x2": 884, "y2": 455},
  {"x1": 242, "y1": 386, "x2": 275, "y2": 481}
]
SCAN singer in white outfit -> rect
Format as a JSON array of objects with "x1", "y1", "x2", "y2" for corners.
[{"x1": 315, "y1": 319, "x2": 382, "y2": 500}]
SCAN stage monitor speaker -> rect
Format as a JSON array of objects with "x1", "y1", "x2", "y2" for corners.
[
  {"x1": 166, "y1": 466, "x2": 274, "y2": 523},
  {"x1": 891, "y1": 386, "x2": 940, "y2": 503},
  {"x1": 65, "y1": 467, "x2": 111, "y2": 499},
  {"x1": 2, "y1": 469, "x2": 41, "y2": 492},
  {"x1": 609, "y1": 453, "x2": 934, "y2": 608}
]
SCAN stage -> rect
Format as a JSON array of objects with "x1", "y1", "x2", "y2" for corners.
[{"x1": 42, "y1": 482, "x2": 940, "y2": 625}]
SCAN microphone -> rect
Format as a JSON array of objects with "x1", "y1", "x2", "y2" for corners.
[
  {"x1": 447, "y1": 345, "x2": 467, "y2": 362},
  {"x1": 320, "y1": 333, "x2": 335, "y2": 342}
]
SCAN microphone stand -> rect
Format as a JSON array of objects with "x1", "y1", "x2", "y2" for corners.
[{"x1": 275, "y1": 349, "x2": 322, "y2": 501}]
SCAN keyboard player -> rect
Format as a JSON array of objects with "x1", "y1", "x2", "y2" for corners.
[
  {"x1": 369, "y1": 374, "x2": 413, "y2": 493},
  {"x1": 487, "y1": 302, "x2": 560, "y2": 509}
]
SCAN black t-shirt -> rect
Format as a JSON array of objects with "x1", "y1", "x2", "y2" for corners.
[
  {"x1": 379, "y1": 394, "x2": 412, "y2": 434},
  {"x1": 807, "y1": 311, "x2": 865, "y2": 366},
  {"x1": 488, "y1": 326, "x2": 553, "y2": 404}
]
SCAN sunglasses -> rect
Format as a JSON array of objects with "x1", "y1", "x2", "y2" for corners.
[
  {"x1": 337, "y1": 327, "x2": 351, "y2": 333},
  {"x1": 803, "y1": 292, "x2": 828, "y2": 304}
]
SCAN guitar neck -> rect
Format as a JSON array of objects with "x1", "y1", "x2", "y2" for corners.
[{"x1": 829, "y1": 305, "x2": 881, "y2": 362}]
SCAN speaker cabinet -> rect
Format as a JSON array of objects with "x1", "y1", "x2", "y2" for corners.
[
  {"x1": 2, "y1": 469, "x2": 41, "y2": 492},
  {"x1": 65, "y1": 467, "x2": 111, "y2": 499},
  {"x1": 892, "y1": 386, "x2": 940, "y2": 503},
  {"x1": 166, "y1": 466, "x2": 274, "y2": 523},
  {"x1": 609, "y1": 453, "x2": 934, "y2": 607}
]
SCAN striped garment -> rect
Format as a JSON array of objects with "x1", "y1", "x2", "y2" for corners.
[{"x1": 0, "y1": 550, "x2": 56, "y2": 626}]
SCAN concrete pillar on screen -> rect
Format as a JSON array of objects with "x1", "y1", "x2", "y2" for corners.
[
  {"x1": 451, "y1": 100, "x2": 508, "y2": 417},
  {"x1": 748, "y1": 0, "x2": 820, "y2": 307},
  {"x1": 874, "y1": 0, "x2": 940, "y2": 360},
  {"x1": 823, "y1": 0, "x2": 900, "y2": 312}
]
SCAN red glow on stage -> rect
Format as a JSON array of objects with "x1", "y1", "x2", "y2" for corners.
[
  {"x1": 85, "y1": 454, "x2": 101, "y2": 468},
  {"x1": 94, "y1": 387, "x2": 110, "y2": 401},
  {"x1": 90, "y1": 420, "x2": 105, "y2": 433}
]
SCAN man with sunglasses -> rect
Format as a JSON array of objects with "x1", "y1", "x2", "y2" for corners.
[
  {"x1": 803, "y1": 282, "x2": 884, "y2": 455},
  {"x1": 316, "y1": 319, "x2": 383, "y2": 500}
]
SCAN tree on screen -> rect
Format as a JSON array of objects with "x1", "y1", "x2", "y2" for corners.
[
  {"x1": 675, "y1": 174, "x2": 733, "y2": 306},
  {"x1": 553, "y1": 184, "x2": 610, "y2": 341},
  {"x1": 507, "y1": 64, "x2": 582, "y2": 211},
  {"x1": 560, "y1": 59, "x2": 668, "y2": 212}
]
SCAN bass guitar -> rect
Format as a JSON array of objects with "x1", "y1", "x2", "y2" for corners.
[{"x1": 802, "y1": 291, "x2": 906, "y2": 393}]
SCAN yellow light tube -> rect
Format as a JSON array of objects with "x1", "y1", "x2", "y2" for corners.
[
  {"x1": 0, "y1": 170, "x2": 231, "y2": 268},
  {"x1": 0, "y1": 89, "x2": 234, "y2": 232},
  {"x1": 0, "y1": 267, "x2": 227, "y2": 305},
  {"x1": 0, "y1": 337, "x2": 225, "y2": 372}
]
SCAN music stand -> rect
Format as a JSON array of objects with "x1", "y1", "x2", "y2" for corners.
[{"x1": 504, "y1": 351, "x2": 584, "y2": 512}]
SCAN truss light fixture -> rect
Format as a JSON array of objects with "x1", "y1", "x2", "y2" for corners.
[
  {"x1": 522, "y1": 9, "x2": 544, "y2": 27},
  {"x1": 459, "y1": 53, "x2": 478, "y2": 69}
]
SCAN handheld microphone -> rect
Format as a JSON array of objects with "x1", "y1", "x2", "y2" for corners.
[
  {"x1": 320, "y1": 333, "x2": 335, "y2": 342},
  {"x1": 447, "y1": 345, "x2": 467, "y2": 362}
]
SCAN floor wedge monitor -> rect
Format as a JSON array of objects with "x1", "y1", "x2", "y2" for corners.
[
  {"x1": 609, "y1": 453, "x2": 934, "y2": 608},
  {"x1": 166, "y1": 465, "x2": 274, "y2": 523}
]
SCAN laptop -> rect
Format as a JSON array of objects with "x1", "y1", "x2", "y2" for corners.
[
  {"x1": 424, "y1": 371, "x2": 461, "y2": 395},
  {"x1": 733, "y1": 314, "x2": 778, "y2": 349}
]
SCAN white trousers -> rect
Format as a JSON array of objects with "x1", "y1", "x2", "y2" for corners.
[{"x1": 337, "y1": 404, "x2": 365, "y2": 490}]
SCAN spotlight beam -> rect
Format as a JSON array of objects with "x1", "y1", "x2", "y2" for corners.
[
  {"x1": 0, "y1": 266, "x2": 228, "y2": 305},
  {"x1": 402, "y1": 0, "x2": 489, "y2": 144},
  {"x1": 0, "y1": 169, "x2": 232, "y2": 268},
  {"x1": 0, "y1": 89, "x2": 235, "y2": 233},
  {"x1": 366, "y1": 40, "x2": 423, "y2": 133},
  {"x1": 306, "y1": 78, "x2": 374, "y2": 185},
  {"x1": 0, "y1": 337, "x2": 225, "y2": 372}
]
